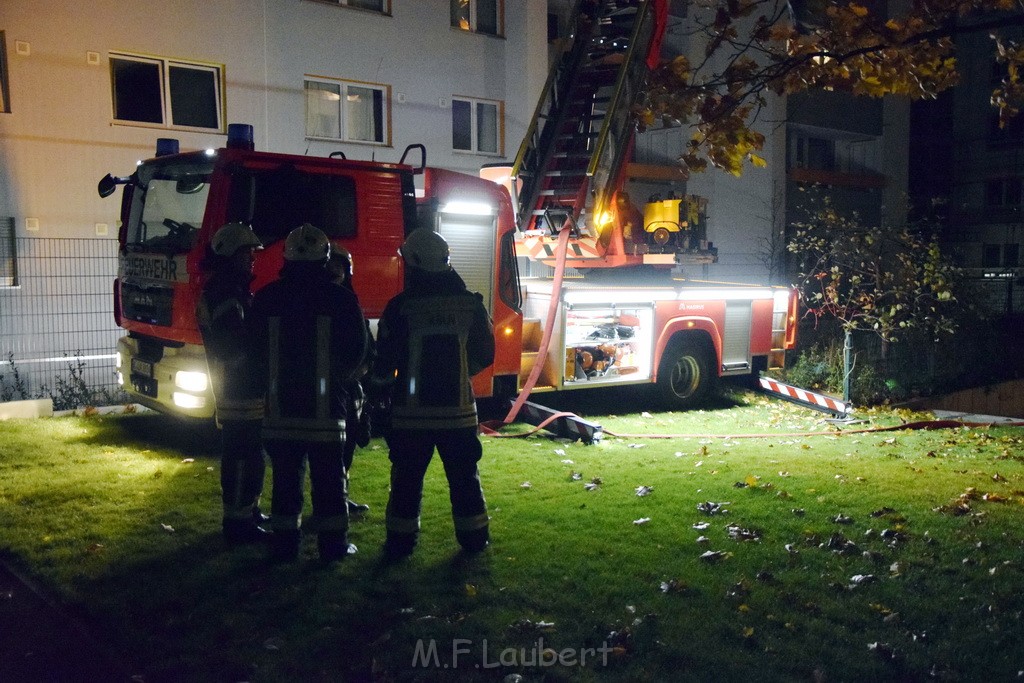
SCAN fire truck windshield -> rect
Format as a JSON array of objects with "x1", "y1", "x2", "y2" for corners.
[{"x1": 126, "y1": 158, "x2": 214, "y2": 253}]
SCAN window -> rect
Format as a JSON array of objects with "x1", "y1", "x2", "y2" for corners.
[
  {"x1": 982, "y1": 244, "x2": 1002, "y2": 268},
  {"x1": 0, "y1": 218, "x2": 16, "y2": 287},
  {"x1": 452, "y1": 96, "x2": 501, "y2": 154},
  {"x1": 791, "y1": 135, "x2": 836, "y2": 171},
  {"x1": 985, "y1": 177, "x2": 1022, "y2": 206},
  {"x1": 451, "y1": 0, "x2": 502, "y2": 36},
  {"x1": 309, "y1": 0, "x2": 388, "y2": 10},
  {"x1": 304, "y1": 78, "x2": 388, "y2": 144},
  {"x1": 232, "y1": 167, "x2": 358, "y2": 246},
  {"x1": 1005, "y1": 243, "x2": 1020, "y2": 268},
  {"x1": 110, "y1": 52, "x2": 223, "y2": 131},
  {"x1": 0, "y1": 32, "x2": 10, "y2": 114},
  {"x1": 988, "y1": 111, "x2": 1024, "y2": 148}
]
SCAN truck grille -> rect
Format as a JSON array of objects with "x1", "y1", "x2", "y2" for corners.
[{"x1": 121, "y1": 282, "x2": 174, "y2": 327}]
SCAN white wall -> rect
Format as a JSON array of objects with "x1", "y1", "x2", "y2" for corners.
[{"x1": 0, "y1": 0, "x2": 547, "y2": 238}]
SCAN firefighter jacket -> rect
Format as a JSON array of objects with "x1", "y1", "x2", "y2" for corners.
[
  {"x1": 196, "y1": 270, "x2": 264, "y2": 421},
  {"x1": 373, "y1": 268, "x2": 494, "y2": 431},
  {"x1": 251, "y1": 262, "x2": 368, "y2": 442}
]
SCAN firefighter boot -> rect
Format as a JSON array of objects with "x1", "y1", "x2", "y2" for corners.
[
  {"x1": 457, "y1": 526, "x2": 490, "y2": 553},
  {"x1": 223, "y1": 518, "x2": 271, "y2": 547},
  {"x1": 383, "y1": 532, "x2": 416, "y2": 561},
  {"x1": 269, "y1": 529, "x2": 301, "y2": 563},
  {"x1": 318, "y1": 531, "x2": 357, "y2": 563}
]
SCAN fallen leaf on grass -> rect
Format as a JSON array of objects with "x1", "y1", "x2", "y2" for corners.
[
  {"x1": 585, "y1": 477, "x2": 603, "y2": 491},
  {"x1": 848, "y1": 574, "x2": 878, "y2": 589},
  {"x1": 160, "y1": 523, "x2": 175, "y2": 533},
  {"x1": 520, "y1": 482, "x2": 532, "y2": 489},
  {"x1": 635, "y1": 485, "x2": 653, "y2": 496},
  {"x1": 510, "y1": 618, "x2": 556, "y2": 633},
  {"x1": 832, "y1": 514, "x2": 854, "y2": 525},
  {"x1": 660, "y1": 578, "x2": 689, "y2": 593},
  {"x1": 692, "y1": 521, "x2": 710, "y2": 530},
  {"x1": 726, "y1": 524, "x2": 762, "y2": 542},
  {"x1": 633, "y1": 517, "x2": 651, "y2": 525},
  {"x1": 699, "y1": 550, "x2": 732, "y2": 563},
  {"x1": 696, "y1": 501, "x2": 729, "y2": 515},
  {"x1": 570, "y1": 471, "x2": 582, "y2": 481},
  {"x1": 821, "y1": 532, "x2": 860, "y2": 555}
]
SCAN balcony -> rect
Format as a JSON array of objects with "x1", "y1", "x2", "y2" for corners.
[{"x1": 787, "y1": 167, "x2": 886, "y2": 189}]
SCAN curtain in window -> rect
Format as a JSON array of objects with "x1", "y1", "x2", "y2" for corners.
[
  {"x1": 476, "y1": 102, "x2": 498, "y2": 154},
  {"x1": 305, "y1": 81, "x2": 342, "y2": 139}
]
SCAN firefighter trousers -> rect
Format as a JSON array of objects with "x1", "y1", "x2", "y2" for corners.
[
  {"x1": 263, "y1": 439, "x2": 349, "y2": 539},
  {"x1": 219, "y1": 419, "x2": 266, "y2": 521},
  {"x1": 384, "y1": 427, "x2": 489, "y2": 553}
]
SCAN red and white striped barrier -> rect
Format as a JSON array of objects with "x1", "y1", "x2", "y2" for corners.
[{"x1": 757, "y1": 377, "x2": 852, "y2": 417}]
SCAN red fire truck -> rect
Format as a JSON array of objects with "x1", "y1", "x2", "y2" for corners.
[{"x1": 98, "y1": 124, "x2": 796, "y2": 419}]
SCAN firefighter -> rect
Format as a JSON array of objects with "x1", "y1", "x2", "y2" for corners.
[
  {"x1": 251, "y1": 224, "x2": 369, "y2": 563},
  {"x1": 371, "y1": 229, "x2": 495, "y2": 559},
  {"x1": 616, "y1": 191, "x2": 645, "y2": 254},
  {"x1": 326, "y1": 243, "x2": 373, "y2": 514},
  {"x1": 196, "y1": 222, "x2": 269, "y2": 546}
]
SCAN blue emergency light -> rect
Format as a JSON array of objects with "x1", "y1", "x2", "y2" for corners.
[
  {"x1": 155, "y1": 138, "x2": 179, "y2": 156},
  {"x1": 227, "y1": 123, "x2": 255, "y2": 151}
]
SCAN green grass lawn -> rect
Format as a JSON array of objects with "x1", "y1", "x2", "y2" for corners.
[{"x1": 1, "y1": 389, "x2": 1023, "y2": 682}]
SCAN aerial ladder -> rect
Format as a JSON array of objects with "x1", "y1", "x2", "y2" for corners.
[{"x1": 509, "y1": 0, "x2": 715, "y2": 271}]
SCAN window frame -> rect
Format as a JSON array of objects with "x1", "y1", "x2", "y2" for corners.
[
  {"x1": 451, "y1": 0, "x2": 504, "y2": 37},
  {"x1": 451, "y1": 95, "x2": 503, "y2": 156},
  {"x1": 304, "y1": 76, "x2": 391, "y2": 146},
  {"x1": 305, "y1": 0, "x2": 390, "y2": 12},
  {"x1": 0, "y1": 217, "x2": 17, "y2": 288},
  {"x1": 109, "y1": 51, "x2": 224, "y2": 133},
  {"x1": 0, "y1": 31, "x2": 10, "y2": 114}
]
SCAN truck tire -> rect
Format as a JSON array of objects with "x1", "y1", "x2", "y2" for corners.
[{"x1": 656, "y1": 336, "x2": 715, "y2": 410}]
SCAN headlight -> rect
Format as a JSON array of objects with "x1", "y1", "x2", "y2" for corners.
[
  {"x1": 172, "y1": 392, "x2": 206, "y2": 410},
  {"x1": 174, "y1": 370, "x2": 208, "y2": 392}
]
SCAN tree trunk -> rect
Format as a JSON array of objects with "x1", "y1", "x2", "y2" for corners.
[{"x1": 843, "y1": 329, "x2": 853, "y2": 403}]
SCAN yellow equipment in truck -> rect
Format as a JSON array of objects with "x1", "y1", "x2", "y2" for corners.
[{"x1": 643, "y1": 194, "x2": 707, "y2": 248}]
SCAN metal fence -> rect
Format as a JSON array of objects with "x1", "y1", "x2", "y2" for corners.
[{"x1": 0, "y1": 237, "x2": 124, "y2": 404}]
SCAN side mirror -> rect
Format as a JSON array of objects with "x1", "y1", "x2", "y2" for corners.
[{"x1": 97, "y1": 174, "x2": 119, "y2": 198}]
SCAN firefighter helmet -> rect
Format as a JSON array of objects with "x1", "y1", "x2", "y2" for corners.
[
  {"x1": 328, "y1": 243, "x2": 353, "y2": 281},
  {"x1": 211, "y1": 222, "x2": 262, "y2": 256},
  {"x1": 284, "y1": 223, "x2": 331, "y2": 262},
  {"x1": 400, "y1": 229, "x2": 450, "y2": 272}
]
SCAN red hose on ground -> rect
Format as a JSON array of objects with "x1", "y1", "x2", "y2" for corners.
[{"x1": 484, "y1": 416, "x2": 1024, "y2": 441}]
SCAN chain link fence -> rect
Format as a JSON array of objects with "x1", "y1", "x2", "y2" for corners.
[{"x1": 0, "y1": 236, "x2": 126, "y2": 407}]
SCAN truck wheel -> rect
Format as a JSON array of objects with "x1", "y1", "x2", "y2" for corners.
[{"x1": 656, "y1": 337, "x2": 714, "y2": 410}]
